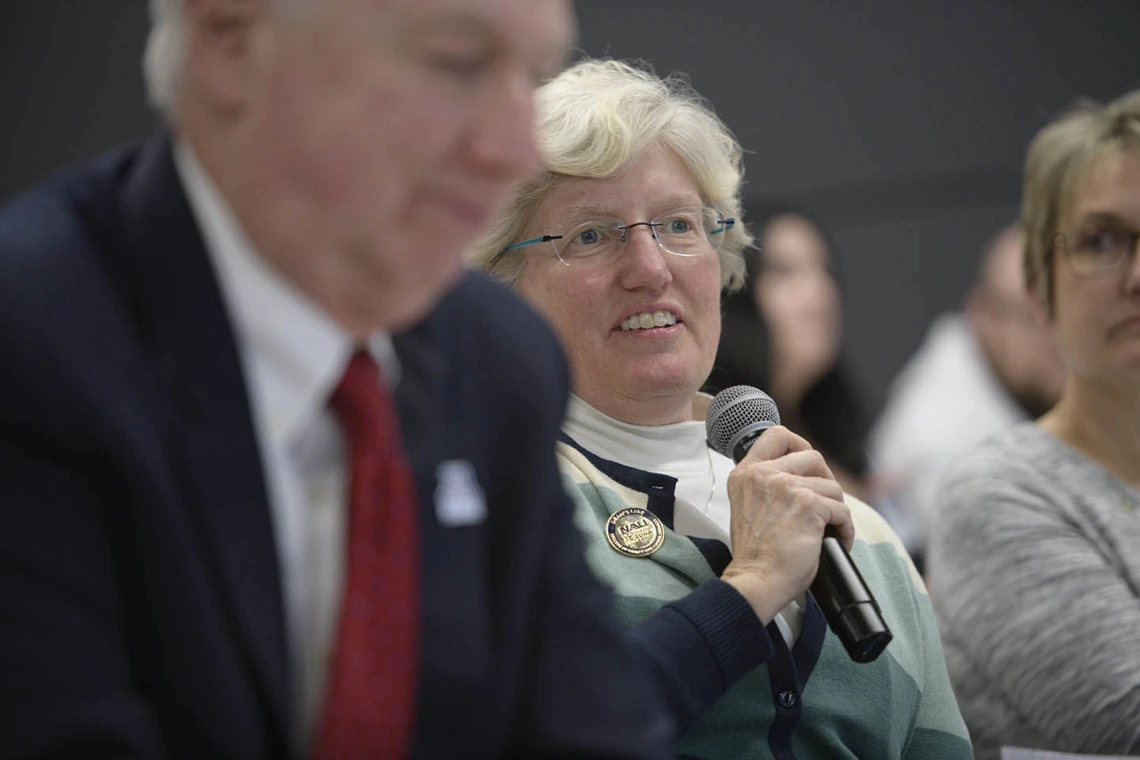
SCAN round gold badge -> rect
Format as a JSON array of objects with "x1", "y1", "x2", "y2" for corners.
[{"x1": 605, "y1": 507, "x2": 665, "y2": 558}]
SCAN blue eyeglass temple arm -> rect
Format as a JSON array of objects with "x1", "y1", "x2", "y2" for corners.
[
  {"x1": 499, "y1": 218, "x2": 734, "y2": 254},
  {"x1": 711, "y1": 218, "x2": 734, "y2": 236},
  {"x1": 502, "y1": 234, "x2": 563, "y2": 253}
]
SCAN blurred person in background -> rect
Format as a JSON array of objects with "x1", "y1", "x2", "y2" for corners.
[
  {"x1": 0, "y1": 1, "x2": 683, "y2": 758},
  {"x1": 473, "y1": 58, "x2": 971, "y2": 760},
  {"x1": 708, "y1": 204, "x2": 873, "y2": 500},
  {"x1": 928, "y1": 90, "x2": 1140, "y2": 759},
  {"x1": 870, "y1": 224, "x2": 1065, "y2": 560}
]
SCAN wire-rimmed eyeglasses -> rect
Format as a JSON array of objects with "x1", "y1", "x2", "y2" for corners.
[
  {"x1": 501, "y1": 206, "x2": 734, "y2": 267},
  {"x1": 1054, "y1": 222, "x2": 1140, "y2": 277}
]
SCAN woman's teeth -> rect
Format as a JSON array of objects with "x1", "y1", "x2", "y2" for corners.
[{"x1": 620, "y1": 311, "x2": 677, "y2": 331}]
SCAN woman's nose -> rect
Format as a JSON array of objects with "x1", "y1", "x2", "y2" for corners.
[{"x1": 617, "y1": 225, "x2": 673, "y2": 290}]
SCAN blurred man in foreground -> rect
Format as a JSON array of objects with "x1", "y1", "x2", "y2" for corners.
[
  {"x1": 0, "y1": 1, "x2": 682, "y2": 757},
  {"x1": 870, "y1": 224, "x2": 1065, "y2": 557}
]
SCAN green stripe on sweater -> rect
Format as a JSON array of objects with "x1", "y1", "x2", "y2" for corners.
[{"x1": 849, "y1": 540, "x2": 967, "y2": 740}]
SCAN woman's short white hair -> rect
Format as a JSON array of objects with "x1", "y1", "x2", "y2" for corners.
[
  {"x1": 469, "y1": 58, "x2": 752, "y2": 291},
  {"x1": 143, "y1": 0, "x2": 311, "y2": 116}
]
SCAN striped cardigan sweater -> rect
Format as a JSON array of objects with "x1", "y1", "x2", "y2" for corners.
[{"x1": 558, "y1": 436, "x2": 972, "y2": 759}]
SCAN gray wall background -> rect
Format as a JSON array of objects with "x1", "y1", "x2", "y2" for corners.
[{"x1": 2, "y1": 1, "x2": 1138, "y2": 417}]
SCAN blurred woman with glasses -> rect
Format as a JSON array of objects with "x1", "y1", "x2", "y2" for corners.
[
  {"x1": 470, "y1": 58, "x2": 970, "y2": 759},
  {"x1": 929, "y1": 90, "x2": 1140, "y2": 759}
]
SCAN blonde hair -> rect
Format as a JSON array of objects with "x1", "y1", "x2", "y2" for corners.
[
  {"x1": 1021, "y1": 89, "x2": 1140, "y2": 311},
  {"x1": 468, "y1": 58, "x2": 751, "y2": 290}
]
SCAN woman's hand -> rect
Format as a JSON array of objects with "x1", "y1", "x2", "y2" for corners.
[{"x1": 719, "y1": 426, "x2": 854, "y2": 624}]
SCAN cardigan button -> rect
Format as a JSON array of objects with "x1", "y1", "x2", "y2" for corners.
[{"x1": 777, "y1": 690, "x2": 798, "y2": 709}]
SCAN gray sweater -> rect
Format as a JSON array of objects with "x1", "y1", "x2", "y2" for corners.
[{"x1": 928, "y1": 422, "x2": 1140, "y2": 760}]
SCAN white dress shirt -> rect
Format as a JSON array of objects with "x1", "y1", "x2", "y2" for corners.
[
  {"x1": 562, "y1": 394, "x2": 804, "y2": 646},
  {"x1": 174, "y1": 142, "x2": 400, "y2": 751},
  {"x1": 870, "y1": 313, "x2": 1029, "y2": 550}
]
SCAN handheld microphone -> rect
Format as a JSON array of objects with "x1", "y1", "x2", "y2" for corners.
[{"x1": 705, "y1": 385, "x2": 892, "y2": 663}]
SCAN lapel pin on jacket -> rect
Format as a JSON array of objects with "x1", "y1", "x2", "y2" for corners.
[
  {"x1": 434, "y1": 459, "x2": 487, "y2": 527},
  {"x1": 605, "y1": 507, "x2": 665, "y2": 558}
]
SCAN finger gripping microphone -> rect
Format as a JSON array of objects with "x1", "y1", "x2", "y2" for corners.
[{"x1": 706, "y1": 385, "x2": 892, "y2": 663}]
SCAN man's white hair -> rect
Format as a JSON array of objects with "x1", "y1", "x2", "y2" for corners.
[
  {"x1": 143, "y1": 0, "x2": 189, "y2": 114},
  {"x1": 143, "y1": 0, "x2": 312, "y2": 116}
]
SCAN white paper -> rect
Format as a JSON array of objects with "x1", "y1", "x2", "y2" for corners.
[{"x1": 1002, "y1": 747, "x2": 1139, "y2": 760}]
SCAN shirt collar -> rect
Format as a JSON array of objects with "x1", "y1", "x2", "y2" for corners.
[
  {"x1": 173, "y1": 140, "x2": 400, "y2": 451},
  {"x1": 562, "y1": 393, "x2": 713, "y2": 474}
]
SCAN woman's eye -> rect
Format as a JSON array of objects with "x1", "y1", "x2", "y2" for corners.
[
  {"x1": 763, "y1": 262, "x2": 795, "y2": 277},
  {"x1": 1080, "y1": 228, "x2": 1124, "y2": 253},
  {"x1": 667, "y1": 219, "x2": 693, "y2": 234},
  {"x1": 575, "y1": 229, "x2": 602, "y2": 245}
]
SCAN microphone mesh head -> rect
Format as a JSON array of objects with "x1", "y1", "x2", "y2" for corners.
[{"x1": 705, "y1": 385, "x2": 781, "y2": 458}]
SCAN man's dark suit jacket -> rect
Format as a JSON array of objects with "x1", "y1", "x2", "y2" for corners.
[{"x1": 0, "y1": 137, "x2": 674, "y2": 759}]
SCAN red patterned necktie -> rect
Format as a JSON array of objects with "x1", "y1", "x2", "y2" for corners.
[{"x1": 313, "y1": 350, "x2": 420, "y2": 759}]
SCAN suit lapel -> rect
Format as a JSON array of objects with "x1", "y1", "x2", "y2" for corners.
[
  {"x1": 119, "y1": 136, "x2": 290, "y2": 740},
  {"x1": 392, "y1": 313, "x2": 448, "y2": 475},
  {"x1": 392, "y1": 298, "x2": 451, "y2": 557},
  {"x1": 393, "y1": 287, "x2": 503, "y2": 757}
]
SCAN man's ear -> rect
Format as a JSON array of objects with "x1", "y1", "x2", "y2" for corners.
[{"x1": 182, "y1": 0, "x2": 269, "y2": 113}]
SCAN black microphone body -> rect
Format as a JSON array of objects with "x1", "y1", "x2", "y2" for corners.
[{"x1": 708, "y1": 386, "x2": 892, "y2": 664}]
